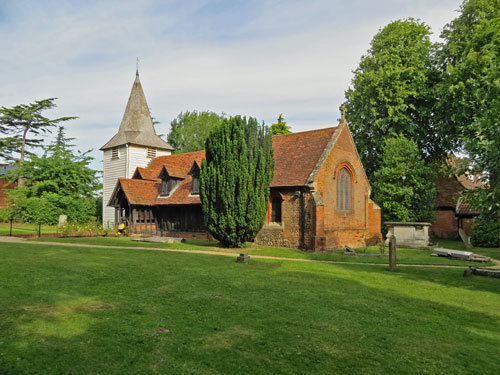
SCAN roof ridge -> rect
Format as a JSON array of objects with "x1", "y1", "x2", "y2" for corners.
[{"x1": 272, "y1": 127, "x2": 337, "y2": 138}]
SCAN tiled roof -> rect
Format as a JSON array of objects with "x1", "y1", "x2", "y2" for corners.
[
  {"x1": 118, "y1": 178, "x2": 158, "y2": 206},
  {"x1": 271, "y1": 127, "x2": 336, "y2": 187},
  {"x1": 112, "y1": 128, "x2": 337, "y2": 207},
  {"x1": 456, "y1": 197, "x2": 480, "y2": 216},
  {"x1": 150, "y1": 150, "x2": 206, "y2": 177},
  {"x1": 134, "y1": 167, "x2": 161, "y2": 182}
]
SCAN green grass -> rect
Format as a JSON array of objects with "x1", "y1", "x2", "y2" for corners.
[
  {"x1": 31, "y1": 235, "x2": 218, "y2": 251},
  {"x1": 1, "y1": 242, "x2": 499, "y2": 374},
  {"x1": 433, "y1": 238, "x2": 500, "y2": 261},
  {"x1": 31, "y1": 236, "x2": 498, "y2": 267},
  {"x1": 0, "y1": 222, "x2": 58, "y2": 235}
]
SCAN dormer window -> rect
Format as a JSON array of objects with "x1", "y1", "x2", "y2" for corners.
[
  {"x1": 158, "y1": 166, "x2": 181, "y2": 197},
  {"x1": 188, "y1": 161, "x2": 201, "y2": 195}
]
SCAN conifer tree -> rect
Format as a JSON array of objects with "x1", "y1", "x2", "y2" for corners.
[
  {"x1": 200, "y1": 116, "x2": 274, "y2": 247},
  {"x1": 270, "y1": 114, "x2": 291, "y2": 135}
]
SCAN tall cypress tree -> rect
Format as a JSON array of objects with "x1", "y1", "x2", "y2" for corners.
[{"x1": 200, "y1": 116, "x2": 274, "y2": 247}]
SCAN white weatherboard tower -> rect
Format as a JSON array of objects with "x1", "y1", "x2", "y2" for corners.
[{"x1": 100, "y1": 69, "x2": 173, "y2": 227}]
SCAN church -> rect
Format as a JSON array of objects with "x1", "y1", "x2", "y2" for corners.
[{"x1": 102, "y1": 72, "x2": 381, "y2": 251}]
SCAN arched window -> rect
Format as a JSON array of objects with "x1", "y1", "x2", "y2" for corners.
[
  {"x1": 337, "y1": 167, "x2": 353, "y2": 212},
  {"x1": 271, "y1": 197, "x2": 282, "y2": 223}
]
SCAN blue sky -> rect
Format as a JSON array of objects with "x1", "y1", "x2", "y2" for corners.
[{"x1": 0, "y1": 0, "x2": 463, "y2": 170}]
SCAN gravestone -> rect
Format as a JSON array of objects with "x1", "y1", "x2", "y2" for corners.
[
  {"x1": 389, "y1": 235, "x2": 397, "y2": 271},
  {"x1": 236, "y1": 253, "x2": 250, "y2": 263},
  {"x1": 58, "y1": 215, "x2": 67, "y2": 229},
  {"x1": 458, "y1": 228, "x2": 473, "y2": 249},
  {"x1": 385, "y1": 222, "x2": 431, "y2": 249}
]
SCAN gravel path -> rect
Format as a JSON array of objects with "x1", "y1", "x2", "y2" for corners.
[{"x1": 3, "y1": 235, "x2": 498, "y2": 269}]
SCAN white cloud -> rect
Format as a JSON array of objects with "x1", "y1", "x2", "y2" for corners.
[{"x1": 0, "y1": 0, "x2": 463, "y2": 170}]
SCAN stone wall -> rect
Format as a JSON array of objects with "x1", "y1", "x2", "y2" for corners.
[{"x1": 255, "y1": 189, "x2": 315, "y2": 250}]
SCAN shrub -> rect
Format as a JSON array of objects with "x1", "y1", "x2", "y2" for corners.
[{"x1": 470, "y1": 214, "x2": 500, "y2": 248}]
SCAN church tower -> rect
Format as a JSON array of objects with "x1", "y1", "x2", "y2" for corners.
[{"x1": 100, "y1": 70, "x2": 173, "y2": 227}]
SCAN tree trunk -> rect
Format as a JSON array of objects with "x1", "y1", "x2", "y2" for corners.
[{"x1": 17, "y1": 126, "x2": 29, "y2": 187}]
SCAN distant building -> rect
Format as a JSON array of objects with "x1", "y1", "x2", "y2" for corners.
[
  {"x1": 0, "y1": 164, "x2": 17, "y2": 209},
  {"x1": 430, "y1": 159, "x2": 482, "y2": 238},
  {"x1": 103, "y1": 73, "x2": 381, "y2": 250}
]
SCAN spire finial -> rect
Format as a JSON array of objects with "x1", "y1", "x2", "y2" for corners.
[
  {"x1": 136, "y1": 57, "x2": 140, "y2": 77},
  {"x1": 340, "y1": 103, "x2": 347, "y2": 123}
]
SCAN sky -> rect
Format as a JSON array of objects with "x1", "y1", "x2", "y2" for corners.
[{"x1": 0, "y1": 0, "x2": 464, "y2": 170}]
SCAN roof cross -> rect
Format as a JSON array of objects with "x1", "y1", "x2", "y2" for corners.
[{"x1": 340, "y1": 103, "x2": 347, "y2": 123}]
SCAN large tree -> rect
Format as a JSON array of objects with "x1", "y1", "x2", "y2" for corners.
[
  {"x1": 0, "y1": 98, "x2": 76, "y2": 186},
  {"x1": 167, "y1": 111, "x2": 225, "y2": 154},
  {"x1": 437, "y1": 0, "x2": 500, "y2": 216},
  {"x1": 372, "y1": 135, "x2": 437, "y2": 227},
  {"x1": 344, "y1": 19, "x2": 443, "y2": 179},
  {"x1": 4, "y1": 126, "x2": 101, "y2": 224},
  {"x1": 200, "y1": 116, "x2": 274, "y2": 247}
]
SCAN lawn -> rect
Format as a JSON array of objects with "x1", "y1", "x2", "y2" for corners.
[
  {"x1": 31, "y1": 236, "x2": 499, "y2": 266},
  {"x1": 1, "y1": 242, "x2": 499, "y2": 374},
  {"x1": 0, "y1": 222, "x2": 58, "y2": 235}
]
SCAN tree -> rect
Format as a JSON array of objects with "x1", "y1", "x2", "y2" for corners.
[
  {"x1": 437, "y1": 0, "x2": 500, "y2": 216},
  {"x1": 167, "y1": 111, "x2": 225, "y2": 153},
  {"x1": 0, "y1": 98, "x2": 76, "y2": 186},
  {"x1": 372, "y1": 135, "x2": 437, "y2": 227},
  {"x1": 344, "y1": 19, "x2": 444, "y2": 179},
  {"x1": 4, "y1": 126, "x2": 101, "y2": 224},
  {"x1": 270, "y1": 114, "x2": 291, "y2": 135},
  {"x1": 200, "y1": 116, "x2": 274, "y2": 247}
]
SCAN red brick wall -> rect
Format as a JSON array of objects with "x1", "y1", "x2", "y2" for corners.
[
  {"x1": 313, "y1": 125, "x2": 381, "y2": 250},
  {"x1": 255, "y1": 189, "x2": 316, "y2": 250},
  {"x1": 257, "y1": 125, "x2": 381, "y2": 251},
  {"x1": 429, "y1": 210, "x2": 458, "y2": 239},
  {"x1": 0, "y1": 181, "x2": 16, "y2": 208}
]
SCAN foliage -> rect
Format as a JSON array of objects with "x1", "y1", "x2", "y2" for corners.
[
  {"x1": 470, "y1": 214, "x2": 500, "y2": 248},
  {"x1": 437, "y1": 0, "x2": 500, "y2": 215},
  {"x1": 21, "y1": 193, "x2": 99, "y2": 225},
  {"x1": 0, "y1": 98, "x2": 76, "y2": 186},
  {"x1": 344, "y1": 19, "x2": 444, "y2": 179},
  {"x1": 270, "y1": 114, "x2": 292, "y2": 135},
  {"x1": 4, "y1": 126, "x2": 101, "y2": 224},
  {"x1": 167, "y1": 111, "x2": 225, "y2": 153},
  {"x1": 372, "y1": 135, "x2": 437, "y2": 227},
  {"x1": 200, "y1": 116, "x2": 274, "y2": 247},
  {"x1": 5, "y1": 126, "x2": 100, "y2": 199}
]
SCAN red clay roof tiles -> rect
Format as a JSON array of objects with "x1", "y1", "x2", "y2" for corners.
[
  {"x1": 271, "y1": 127, "x2": 336, "y2": 187},
  {"x1": 113, "y1": 128, "x2": 337, "y2": 207}
]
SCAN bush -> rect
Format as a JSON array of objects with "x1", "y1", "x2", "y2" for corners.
[
  {"x1": 470, "y1": 214, "x2": 500, "y2": 248},
  {"x1": 23, "y1": 194, "x2": 63, "y2": 225},
  {"x1": 21, "y1": 193, "x2": 98, "y2": 225}
]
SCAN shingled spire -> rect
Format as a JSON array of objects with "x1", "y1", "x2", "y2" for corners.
[{"x1": 100, "y1": 72, "x2": 173, "y2": 150}]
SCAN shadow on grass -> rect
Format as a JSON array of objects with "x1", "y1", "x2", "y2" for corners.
[{"x1": 1, "y1": 243, "x2": 499, "y2": 374}]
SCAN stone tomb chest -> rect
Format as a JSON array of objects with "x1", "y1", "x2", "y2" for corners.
[{"x1": 385, "y1": 222, "x2": 431, "y2": 249}]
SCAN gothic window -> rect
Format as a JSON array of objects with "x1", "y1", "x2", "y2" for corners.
[
  {"x1": 337, "y1": 167, "x2": 353, "y2": 212},
  {"x1": 271, "y1": 197, "x2": 282, "y2": 223},
  {"x1": 111, "y1": 147, "x2": 119, "y2": 159}
]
